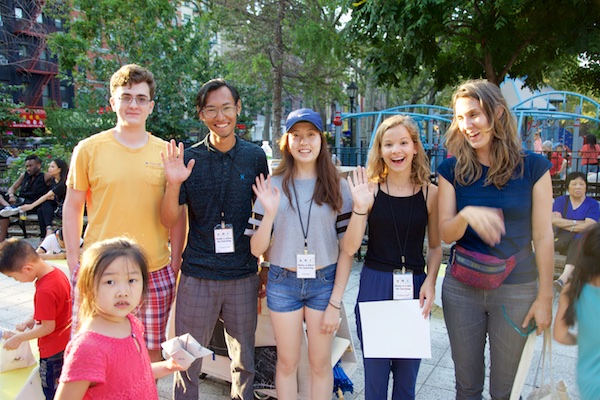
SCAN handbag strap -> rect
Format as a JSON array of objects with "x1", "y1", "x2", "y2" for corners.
[
  {"x1": 509, "y1": 332, "x2": 537, "y2": 400},
  {"x1": 532, "y1": 328, "x2": 554, "y2": 389},
  {"x1": 562, "y1": 195, "x2": 569, "y2": 219}
]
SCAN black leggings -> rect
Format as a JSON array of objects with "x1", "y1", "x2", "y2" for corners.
[{"x1": 36, "y1": 201, "x2": 57, "y2": 234}]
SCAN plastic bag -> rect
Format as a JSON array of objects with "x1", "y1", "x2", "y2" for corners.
[{"x1": 0, "y1": 339, "x2": 36, "y2": 373}]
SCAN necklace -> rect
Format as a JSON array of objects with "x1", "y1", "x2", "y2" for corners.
[{"x1": 386, "y1": 177, "x2": 410, "y2": 192}]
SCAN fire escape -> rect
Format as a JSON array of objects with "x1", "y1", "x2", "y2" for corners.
[{"x1": 12, "y1": 0, "x2": 59, "y2": 108}]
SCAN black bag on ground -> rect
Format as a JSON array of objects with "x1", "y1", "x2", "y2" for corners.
[
  {"x1": 254, "y1": 346, "x2": 277, "y2": 390},
  {"x1": 208, "y1": 319, "x2": 228, "y2": 357},
  {"x1": 554, "y1": 196, "x2": 577, "y2": 255},
  {"x1": 555, "y1": 230, "x2": 576, "y2": 254}
]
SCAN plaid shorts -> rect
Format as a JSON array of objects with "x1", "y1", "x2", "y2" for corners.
[
  {"x1": 139, "y1": 265, "x2": 176, "y2": 350},
  {"x1": 71, "y1": 264, "x2": 176, "y2": 350}
]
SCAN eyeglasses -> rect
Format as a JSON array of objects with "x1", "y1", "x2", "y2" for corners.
[
  {"x1": 117, "y1": 95, "x2": 151, "y2": 106},
  {"x1": 201, "y1": 106, "x2": 237, "y2": 119},
  {"x1": 502, "y1": 305, "x2": 537, "y2": 337}
]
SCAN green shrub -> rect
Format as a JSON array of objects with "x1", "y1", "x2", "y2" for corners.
[{"x1": 5, "y1": 145, "x2": 72, "y2": 183}]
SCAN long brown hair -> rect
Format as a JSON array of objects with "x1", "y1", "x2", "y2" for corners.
[
  {"x1": 366, "y1": 114, "x2": 431, "y2": 186},
  {"x1": 564, "y1": 223, "x2": 600, "y2": 326},
  {"x1": 77, "y1": 237, "x2": 149, "y2": 326},
  {"x1": 274, "y1": 128, "x2": 342, "y2": 213},
  {"x1": 445, "y1": 79, "x2": 524, "y2": 188}
]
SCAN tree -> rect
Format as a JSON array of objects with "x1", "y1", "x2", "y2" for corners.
[
  {"x1": 46, "y1": 0, "x2": 219, "y2": 140},
  {"x1": 562, "y1": 31, "x2": 600, "y2": 98},
  {"x1": 207, "y1": 0, "x2": 352, "y2": 153},
  {"x1": 0, "y1": 84, "x2": 25, "y2": 147},
  {"x1": 348, "y1": 0, "x2": 600, "y2": 89}
]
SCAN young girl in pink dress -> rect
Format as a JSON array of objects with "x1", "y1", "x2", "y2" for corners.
[{"x1": 55, "y1": 238, "x2": 185, "y2": 399}]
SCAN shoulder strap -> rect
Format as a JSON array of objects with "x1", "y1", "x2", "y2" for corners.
[{"x1": 562, "y1": 195, "x2": 569, "y2": 217}]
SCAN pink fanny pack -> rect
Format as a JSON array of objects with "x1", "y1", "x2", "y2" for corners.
[{"x1": 450, "y1": 245, "x2": 531, "y2": 290}]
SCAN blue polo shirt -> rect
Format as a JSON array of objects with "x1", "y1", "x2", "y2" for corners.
[{"x1": 179, "y1": 134, "x2": 268, "y2": 280}]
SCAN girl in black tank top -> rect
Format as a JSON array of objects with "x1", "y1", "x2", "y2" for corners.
[{"x1": 354, "y1": 114, "x2": 442, "y2": 399}]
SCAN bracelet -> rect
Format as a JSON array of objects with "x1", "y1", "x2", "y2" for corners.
[
  {"x1": 334, "y1": 283, "x2": 345, "y2": 291},
  {"x1": 570, "y1": 220, "x2": 576, "y2": 232},
  {"x1": 328, "y1": 301, "x2": 341, "y2": 310},
  {"x1": 353, "y1": 209, "x2": 367, "y2": 216}
]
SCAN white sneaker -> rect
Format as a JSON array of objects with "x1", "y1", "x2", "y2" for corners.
[{"x1": 0, "y1": 206, "x2": 20, "y2": 218}]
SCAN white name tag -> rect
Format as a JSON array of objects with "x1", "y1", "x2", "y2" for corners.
[
  {"x1": 393, "y1": 270, "x2": 413, "y2": 300},
  {"x1": 296, "y1": 253, "x2": 316, "y2": 279},
  {"x1": 214, "y1": 225, "x2": 235, "y2": 254}
]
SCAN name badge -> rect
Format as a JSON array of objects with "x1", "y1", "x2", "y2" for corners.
[
  {"x1": 393, "y1": 269, "x2": 413, "y2": 300},
  {"x1": 214, "y1": 224, "x2": 235, "y2": 253},
  {"x1": 296, "y1": 252, "x2": 316, "y2": 279}
]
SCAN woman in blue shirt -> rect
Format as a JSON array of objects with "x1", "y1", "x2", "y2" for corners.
[
  {"x1": 552, "y1": 171, "x2": 600, "y2": 290},
  {"x1": 437, "y1": 79, "x2": 554, "y2": 399}
]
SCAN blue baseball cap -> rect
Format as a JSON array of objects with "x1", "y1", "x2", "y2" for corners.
[{"x1": 285, "y1": 108, "x2": 323, "y2": 132}]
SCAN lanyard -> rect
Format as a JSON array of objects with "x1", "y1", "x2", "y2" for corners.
[
  {"x1": 292, "y1": 180, "x2": 314, "y2": 251},
  {"x1": 385, "y1": 180, "x2": 415, "y2": 268}
]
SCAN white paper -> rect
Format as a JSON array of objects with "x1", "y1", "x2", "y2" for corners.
[
  {"x1": 359, "y1": 299, "x2": 431, "y2": 359},
  {"x1": 161, "y1": 333, "x2": 213, "y2": 368}
]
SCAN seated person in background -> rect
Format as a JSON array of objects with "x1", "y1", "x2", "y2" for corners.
[
  {"x1": 550, "y1": 144, "x2": 567, "y2": 179},
  {"x1": 552, "y1": 172, "x2": 600, "y2": 291},
  {"x1": 15, "y1": 159, "x2": 68, "y2": 238},
  {"x1": 37, "y1": 228, "x2": 83, "y2": 260},
  {"x1": 0, "y1": 155, "x2": 51, "y2": 241}
]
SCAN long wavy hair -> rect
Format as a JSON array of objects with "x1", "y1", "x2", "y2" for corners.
[
  {"x1": 564, "y1": 223, "x2": 600, "y2": 326},
  {"x1": 366, "y1": 114, "x2": 431, "y2": 186},
  {"x1": 445, "y1": 79, "x2": 524, "y2": 188},
  {"x1": 274, "y1": 125, "x2": 342, "y2": 213},
  {"x1": 77, "y1": 237, "x2": 149, "y2": 327}
]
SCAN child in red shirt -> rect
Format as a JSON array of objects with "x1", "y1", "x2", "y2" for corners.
[{"x1": 0, "y1": 238, "x2": 72, "y2": 400}]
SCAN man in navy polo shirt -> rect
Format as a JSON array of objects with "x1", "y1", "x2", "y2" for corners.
[{"x1": 161, "y1": 78, "x2": 268, "y2": 400}]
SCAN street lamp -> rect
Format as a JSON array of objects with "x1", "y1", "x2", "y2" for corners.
[{"x1": 346, "y1": 82, "x2": 358, "y2": 147}]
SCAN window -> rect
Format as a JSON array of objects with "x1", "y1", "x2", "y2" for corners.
[
  {"x1": 36, "y1": 13, "x2": 43, "y2": 23},
  {"x1": 42, "y1": 85, "x2": 50, "y2": 106},
  {"x1": 15, "y1": 8, "x2": 23, "y2": 19},
  {"x1": 0, "y1": 15, "x2": 3, "y2": 27},
  {"x1": 18, "y1": 46, "x2": 26, "y2": 57},
  {"x1": 55, "y1": 19, "x2": 62, "y2": 29}
]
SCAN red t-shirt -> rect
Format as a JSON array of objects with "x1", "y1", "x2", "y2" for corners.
[
  {"x1": 580, "y1": 144, "x2": 600, "y2": 166},
  {"x1": 550, "y1": 152, "x2": 565, "y2": 176},
  {"x1": 34, "y1": 267, "x2": 72, "y2": 358}
]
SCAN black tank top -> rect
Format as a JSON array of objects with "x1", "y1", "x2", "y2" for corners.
[{"x1": 364, "y1": 186, "x2": 428, "y2": 273}]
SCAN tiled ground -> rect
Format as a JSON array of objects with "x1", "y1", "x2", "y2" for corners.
[{"x1": 0, "y1": 249, "x2": 579, "y2": 400}]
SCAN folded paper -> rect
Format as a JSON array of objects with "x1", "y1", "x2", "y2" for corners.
[{"x1": 161, "y1": 333, "x2": 213, "y2": 369}]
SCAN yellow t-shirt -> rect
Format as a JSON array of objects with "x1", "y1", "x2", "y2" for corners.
[{"x1": 67, "y1": 130, "x2": 170, "y2": 272}]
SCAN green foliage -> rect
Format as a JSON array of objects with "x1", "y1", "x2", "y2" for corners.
[
  {"x1": 348, "y1": 0, "x2": 600, "y2": 90},
  {"x1": 210, "y1": 0, "x2": 351, "y2": 118},
  {"x1": 43, "y1": 107, "x2": 114, "y2": 150},
  {"x1": 0, "y1": 84, "x2": 25, "y2": 136},
  {"x1": 5, "y1": 145, "x2": 72, "y2": 183},
  {"x1": 46, "y1": 0, "x2": 218, "y2": 140}
]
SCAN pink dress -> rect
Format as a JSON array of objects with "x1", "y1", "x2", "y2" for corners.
[{"x1": 59, "y1": 314, "x2": 158, "y2": 399}]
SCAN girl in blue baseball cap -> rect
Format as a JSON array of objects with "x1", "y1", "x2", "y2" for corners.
[{"x1": 246, "y1": 108, "x2": 372, "y2": 399}]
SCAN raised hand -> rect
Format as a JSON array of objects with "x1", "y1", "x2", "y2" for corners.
[
  {"x1": 459, "y1": 206, "x2": 506, "y2": 247},
  {"x1": 161, "y1": 140, "x2": 196, "y2": 185},
  {"x1": 252, "y1": 174, "x2": 280, "y2": 217},
  {"x1": 347, "y1": 166, "x2": 374, "y2": 214}
]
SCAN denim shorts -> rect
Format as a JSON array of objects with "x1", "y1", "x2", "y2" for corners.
[{"x1": 267, "y1": 263, "x2": 336, "y2": 312}]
